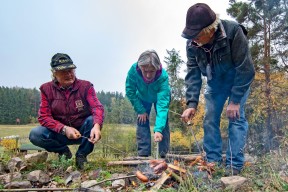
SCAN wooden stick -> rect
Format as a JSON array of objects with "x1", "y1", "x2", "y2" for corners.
[
  {"x1": 165, "y1": 170, "x2": 183, "y2": 183},
  {"x1": 123, "y1": 156, "x2": 152, "y2": 161},
  {"x1": 0, "y1": 188, "x2": 75, "y2": 192},
  {"x1": 107, "y1": 160, "x2": 150, "y2": 166},
  {"x1": 168, "y1": 164, "x2": 187, "y2": 173},
  {"x1": 87, "y1": 174, "x2": 137, "y2": 188}
]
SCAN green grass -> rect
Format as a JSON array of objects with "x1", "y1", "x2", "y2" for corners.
[{"x1": 0, "y1": 123, "x2": 137, "y2": 138}]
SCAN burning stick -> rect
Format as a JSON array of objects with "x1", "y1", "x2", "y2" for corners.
[{"x1": 189, "y1": 156, "x2": 203, "y2": 166}]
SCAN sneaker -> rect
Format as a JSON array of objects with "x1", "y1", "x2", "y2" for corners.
[
  {"x1": 58, "y1": 148, "x2": 72, "y2": 160},
  {"x1": 76, "y1": 154, "x2": 88, "y2": 170},
  {"x1": 224, "y1": 167, "x2": 240, "y2": 176}
]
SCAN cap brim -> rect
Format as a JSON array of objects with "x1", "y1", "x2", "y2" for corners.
[
  {"x1": 181, "y1": 27, "x2": 201, "y2": 39},
  {"x1": 52, "y1": 63, "x2": 77, "y2": 71}
]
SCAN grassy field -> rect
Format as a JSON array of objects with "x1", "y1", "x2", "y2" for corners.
[
  {"x1": 0, "y1": 124, "x2": 136, "y2": 138},
  {"x1": 0, "y1": 124, "x2": 37, "y2": 138},
  {"x1": 0, "y1": 124, "x2": 138, "y2": 155}
]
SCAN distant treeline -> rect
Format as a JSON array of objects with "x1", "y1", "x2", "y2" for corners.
[{"x1": 0, "y1": 86, "x2": 145, "y2": 125}]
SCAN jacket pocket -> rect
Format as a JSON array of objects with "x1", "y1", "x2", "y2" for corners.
[{"x1": 196, "y1": 56, "x2": 207, "y2": 74}]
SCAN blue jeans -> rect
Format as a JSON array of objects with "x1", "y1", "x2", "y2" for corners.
[
  {"x1": 203, "y1": 88, "x2": 250, "y2": 170},
  {"x1": 137, "y1": 100, "x2": 170, "y2": 157},
  {"x1": 29, "y1": 116, "x2": 94, "y2": 157}
]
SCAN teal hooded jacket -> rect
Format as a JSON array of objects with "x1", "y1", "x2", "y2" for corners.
[{"x1": 125, "y1": 63, "x2": 171, "y2": 133}]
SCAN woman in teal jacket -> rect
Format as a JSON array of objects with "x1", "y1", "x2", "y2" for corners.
[{"x1": 125, "y1": 49, "x2": 171, "y2": 158}]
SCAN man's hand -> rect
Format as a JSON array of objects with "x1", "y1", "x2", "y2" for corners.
[
  {"x1": 154, "y1": 132, "x2": 163, "y2": 142},
  {"x1": 181, "y1": 108, "x2": 197, "y2": 123},
  {"x1": 89, "y1": 124, "x2": 101, "y2": 144},
  {"x1": 226, "y1": 102, "x2": 240, "y2": 121},
  {"x1": 137, "y1": 113, "x2": 148, "y2": 125},
  {"x1": 65, "y1": 126, "x2": 81, "y2": 139}
]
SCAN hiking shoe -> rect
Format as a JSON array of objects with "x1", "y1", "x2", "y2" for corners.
[
  {"x1": 224, "y1": 167, "x2": 240, "y2": 176},
  {"x1": 58, "y1": 148, "x2": 72, "y2": 160},
  {"x1": 76, "y1": 154, "x2": 88, "y2": 170}
]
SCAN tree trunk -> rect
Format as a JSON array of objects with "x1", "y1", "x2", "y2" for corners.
[{"x1": 263, "y1": 16, "x2": 274, "y2": 151}]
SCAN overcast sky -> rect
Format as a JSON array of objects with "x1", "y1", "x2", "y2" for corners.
[{"x1": 0, "y1": 0, "x2": 234, "y2": 94}]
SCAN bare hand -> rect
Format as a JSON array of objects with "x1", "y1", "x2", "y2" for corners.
[
  {"x1": 65, "y1": 127, "x2": 81, "y2": 139},
  {"x1": 154, "y1": 132, "x2": 163, "y2": 142},
  {"x1": 226, "y1": 102, "x2": 240, "y2": 121},
  {"x1": 181, "y1": 108, "x2": 197, "y2": 123},
  {"x1": 89, "y1": 124, "x2": 101, "y2": 144},
  {"x1": 137, "y1": 113, "x2": 148, "y2": 125}
]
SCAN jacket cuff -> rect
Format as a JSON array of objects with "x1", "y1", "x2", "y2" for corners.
[
  {"x1": 153, "y1": 127, "x2": 163, "y2": 133},
  {"x1": 56, "y1": 124, "x2": 65, "y2": 133},
  {"x1": 137, "y1": 108, "x2": 146, "y2": 115},
  {"x1": 230, "y1": 95, "x2": 241, "y2": 104}
]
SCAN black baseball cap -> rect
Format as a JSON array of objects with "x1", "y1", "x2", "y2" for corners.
[
  {"x1": 182, "y1": 3, "x2": 216, "y2": 39},
  {"x1": 50, "y1": 53, "x2": 77, "y2": 71}
]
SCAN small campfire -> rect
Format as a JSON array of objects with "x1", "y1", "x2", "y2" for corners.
[{"x1": 107, "y1": 153, "x2": 216, "y2": 191}]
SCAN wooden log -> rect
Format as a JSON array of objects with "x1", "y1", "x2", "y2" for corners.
[
  {"x1": 151, "y1": 171, "x2": 171, "y2": 190},
  {"x1": 166, "y1": 153, "x2": 200, "y2": 162},
  {"x1": 107, "y1": 160, "x2": 150, "y2": 166}
]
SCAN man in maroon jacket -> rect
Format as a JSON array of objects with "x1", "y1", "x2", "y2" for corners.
[{"x1": 29, "y1": 53, "x2": 105, "y2": 169}]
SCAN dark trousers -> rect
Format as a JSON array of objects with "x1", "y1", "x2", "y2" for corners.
[{"x1": 137, "y1": 100, "x2": 170, "y2": 157}]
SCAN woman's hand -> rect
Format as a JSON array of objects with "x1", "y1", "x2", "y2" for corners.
[
  {"x1": 154, "y1": 132, "x2": 163, "y2": 142},
  {"x1": 137, "y1": 113, "x2": 148, "y2": 125}
]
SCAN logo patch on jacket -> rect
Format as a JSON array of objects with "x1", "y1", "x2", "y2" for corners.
[{"x1": 75, "y1": 100, "x2": 84, "y2": 111}]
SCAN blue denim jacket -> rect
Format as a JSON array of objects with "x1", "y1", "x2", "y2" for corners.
[{"x1": 185, "y1": 20, "x2": 255, "y2": 108}]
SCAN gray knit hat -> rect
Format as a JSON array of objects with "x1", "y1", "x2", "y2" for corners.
[{"x1": 137, "y1": 49, "x2": 161, "y2": 70}]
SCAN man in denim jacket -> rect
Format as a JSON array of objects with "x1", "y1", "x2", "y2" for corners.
[{"x1": 181, "y1": 3, "x2": 255, "y2": 175}]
